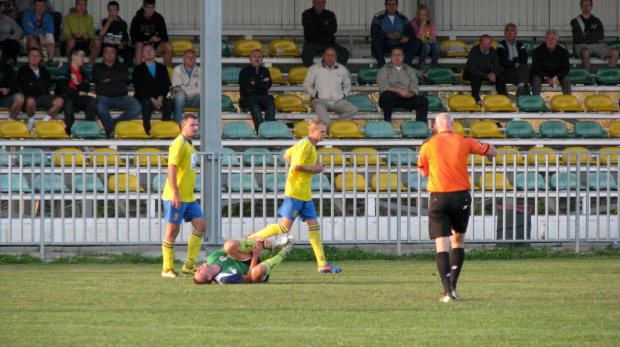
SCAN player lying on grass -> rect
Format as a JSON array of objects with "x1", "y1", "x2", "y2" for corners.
[{"x1": 193, "y1": 235, "x2": 295, "y2": 285}]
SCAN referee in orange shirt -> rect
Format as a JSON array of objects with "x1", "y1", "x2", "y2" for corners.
[{"x1": 418, "y1": 113, "x2": 498, "y2": 302}]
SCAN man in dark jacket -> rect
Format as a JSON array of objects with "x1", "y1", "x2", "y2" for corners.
[
  {"x1": 132, "y1": 43, "x2": 173, "y2": 134},
  {"x1": 98, "y1": 1, "x2": 132, "y2": 66},
  {"x1": 0, "y1": 45, "x2": 25, "y2": 120},
  {"x1": 92, "y1": 45, "x2": 141, "y2": 137},
  {"x1": 496, "y1": 23, "x2": 530, "y2": 99},
  {"x1": 56, "y1": 48, "x2": 96, "y2": 134},
  {"x1": 130, "y1": 0, "x2": 172, "y2": 67},
  {"x1": 571, "y1": 0, "x2": 618, "y2": 72},
  {"x1": 370, "y1": 0, "x2": 422, "y2": 67},
  {"x1": 17, "y1": 47, "x2": 64, "y2": 131},
  {"x1": 238, "y1": 49, "x2": 275, "y2": 130},
  {"x1": 301, "y1": 0, "x2": 349, "y2": 67},
  {"x1": 463, "y1": 35, "x2": 502, "y2": 103},
  {"x1": 531, "y1": 30, "x2": 571, "y2": 96}
]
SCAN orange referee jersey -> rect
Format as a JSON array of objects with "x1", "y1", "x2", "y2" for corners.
[{"x1": 418, "y1": 130, "x2": 490, "y2": 193}]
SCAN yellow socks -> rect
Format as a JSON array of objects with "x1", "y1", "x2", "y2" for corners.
[
  {"x1": 308, "y1": 224, "x2": 326, "y2": 267},
  {"x1": 238, "y1": 239, "x2": 257, "y2": 253},
  {"x1": 248, "y1": 223, "x2": 289, "y2": 239},
  {"x1": 162, "y1": 240, "x2": 175, "y2": 271},
  {"x1": 260, "y1": 247, "x2": 290, "y2": 276},
  {"x1": 185, "y1": 229, "x2": 204, "y2": 269}
]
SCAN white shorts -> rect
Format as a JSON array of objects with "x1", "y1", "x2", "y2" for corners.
[{"x1": 22, "y1": 33, "x2": 55, "y2": 51}]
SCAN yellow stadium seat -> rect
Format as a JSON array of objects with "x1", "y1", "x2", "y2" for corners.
[
  {"x1": 351, "y1": 147, "x2": 386, "y2": 165},
  {"x1": 275, "y1": 95, "x2": 308, "y2": 112},
  {"x1": 91, "y1": 148, "x2": 126, "y2": 166},
  {"x1": 479, "y1": 172, "x2": 513, "y2": 191},
  {"x1": 54, "y1": 148, "x2": 85, "y2": 166},
  {"x1": 371, "y1": 173, "x2": 406, "y2": 191},
  {"x1": 472, "y1": 40, "x2": 499, "y2": 49},
  {"x1": 115, "y1": 121, "x2": 149, "y2": 139},
  {"x1": 609, "y1": 121, "x2": 620, "y2": 137},
  {"x1": 287, "y1": 67, "x2": 309, "y2": 84},
  {"x1": 440, "y1": 40, "x2": 469, "y2": 57},
  {"x1": 482, "y1": 95, "x2": 516, "y2": 112},
  {"x1": 584, "y1": 95, "x2": 619, "y2": 112},
  {"x1": 267, "y1": 67, "x2": 287, "y2": 84},
  {"x1": 527, "y1": 146, "x2": 558, "y2": 165},
  {"x1": 34, "y1": 121, "x2": 69, "y2": 138},
  {"x1": 184, "y1": 107, "x2": 199, "y2": 113},
  {"x1": 469, "y1": 120, "x2": 504, "y2": 138},
  {"x1": 0, "y1": 120, "x2": 33, "y2": 138},
  {"x1": 269, "y1": 39, "x2": 301, "y2": 57},
  {"x1": 562, "y1": 146, "x2": 594, "y2": 165},
  {"x1": 550, "y1": 95, "x2": 584, "y2": 112},
  {"x1": 169, "y1": 39, "x2": 196, "y2": 55},
  {"x1": 329, "y1": 121, "x2": 364, "y2": 138},
  {"x1": 167, "y1": 66, "x2": 173, "y2": 79},
  {"x1": 436, "y1": 121, "x2": 467, "y2": 136},
  {"x1": 495, "y1": 147, "x2": 525, "y2": 165},
  {"x1": 448, "y1": 94, "x2": 481, "y2": 112},
  {"x1": 467, "y1": 153, "x2": 492, "y2": 165},
  {"x1": 234, "y1": 39, "x2": 265, "y2": 56},
  {"x1": 334, "y1": 173, "x2": 367, "y2": 191},
  {"x1": 598, "y1": 147, "x2": 619, "y2": 164},
  {"x1": 134, "y1": 148, "x2": 168, "y2": 166},
  {"x1": 293, "y1": 120, "x2": 309, "y2": 138},
  {"x1": 317, "y1": 147, "x2": 349, "y2": 166},
  {"x1": 108, "y1": 174, "x2": 145, "y2": 192},
  {"x1": 151, "y1": 121, "x2": 181, "y2": 139},
  {"x1": 459, "y1": 70, "x2": 491, "y2": 85}
]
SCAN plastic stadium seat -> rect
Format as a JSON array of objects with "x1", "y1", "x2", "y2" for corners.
[
  {"x1": 115, "y1": 121, "x2": 149, "y2": 139},
  {"x1": 33, "y1": 174, "x2": 69, "y2": 193},
  {"x1": 539, "y1": 121, "x2": 572, "y2": 138},
  {"x1": 609, "y1": 41, "x2": 620, "y2": 51},
  {"x1": 451, "y1": 121, "x2": 467, "y2": 136},
  {"x1": 222, "y1": 121, "x2": 257, "y2": 139},
  {"x1": 408, "y1": 173, "x2": 429, "y2": 191},
  {"x1": 472, "y1": 40, "x2": 498, "y2": 49},
  {"x1": 448, "y1": 95, "x2": 481, "y2": 111},
  {"x1": 151, "y1": 174, "x2": 168, "y2": 192},
  {"x1": 228, "y1": 173, "x2": 262, "y2": 192},
  {"x1": 335, "y1": 173, "x2": 367, "y2": 191},
  {"x1": 573, "y1": 121, "x2": 607, "y2": 138},
  {"x1": 459, "y1": 70, "x2": 492, "y2": 85},
  {"x1": 257, "y1": 121, "x2": 293, "y2": 139},
  {"x1": 293, "y1": 120, "x2": 309, "y2": 138},
  {"x1": 424, "y1": 95, "x2": 447, "y2": 111},
  {"x1": 0, "y1": 120, "x2": 33, "y2": 138},
  {"x1": 351, "y1": 147, "x2": 386, "y2": 165},
  {"x1": 495, "y1": 147, "x2": 524, "y2": 165},
  {"x1": 74, "y1": 174, "x2": 105, "y2": 193},
  {"x1": 329, "y1": 121, "x2": 363, "y2": 138},
  {"x1": 568, "y1": 68, "x2": 595, "y2": 85},
  {"x1": 311, "y1": 174, "x2": 331, "y2": 191},
  {"x1": 234, "y1": 39, "x2": 265, "y2": 56},
  {"x1": 267, "y1": 67, "x2": 287, "y2": 84},
  {"x1": 220, "y1": 148, "x2": 241, "y2": 166},
  {"x1": 505, "y1": 120, "x2": 538, "y2": 138},
  {"x1": 400, "y1": 121, "x2": 432, "y2": 138},
  {"x1": 584, "y1": 95, "x2": 618, "y2": 112},
  {"x1": 357, "y1": 67, "x2": 379, "y2": 85},
  {"x1": 222, "y1": 40, "x2": 233, "y2": 57},
  {"x1": 222, "y1": 95, "x2": 237, "y2": 112},
  {"x1": 426, "y1": 67, "x2": 460, "y2": 85},
  {"x1": 479, "y1": 173, "x2": 513, "y2": 191},
  {"x1": 550, "y1": 95, "x2": 584, "y2": 112},
  {"x1": 275, "y1": 95, "x2": 308, "y2": 112},
  {"x1": 243, "y1": 148, "x2": 275, "y2": 166},
  {"x1": 151, "y1": 121, "x2": 181, "y2": 139},
  {"x1": 364, "y1": 121, "x2": 399, "y2": 138},
  {"x1": 371, "y1": 173, "x2": 406, "y2": 191},
  {"x1": 517, "y1": 95, "x2": 550, "y2": 112},
  {"x1": 264, "y1": 173, "x2": 287, "y2": 192},
  {"x1": 549, "y1": 172, "x2": 584, "y2": 191},
  {"x1": 317, "y1": 147, "x2": 349, "y2": 166},
  {"x1": 440, "y1": 40, "x2": 468, "y2": 57},
  {"x1": 521, "y1": 40, "x2": 534, "y2": 56},
  {"x1": 527, "y1": 146, "x2": 558, "y2": 165},
  {"x1": 108, "y1": 174, "x2": 145, "y2": 192},
  {"x1": 515, "y1": 172, "x2": 546, "y2": 191},
  {"x1": 482, "y1": 95, "x2": 516, "y2": 112},
  {"x1": 587, "y1": 172, "x2": 618, "y2": 190},
  {"x1": 135, "y1": 148, "x2": 167, "y2": 166},
  {"x1": 561, "y1": 146, "x2": 594, "y2": 165},
  {"x1": 0, "y1": 174, "x2": 32, "y2": 193},
  {"x1": 287, "y1": 67, "x2": 309, "y2": 85},
  {"x1": 0, "y1": 148, "x2": 11, "y2": 166},
  {"x1": 18, "y1": 148, "x2": 49, "y2": 166},
  {"x1": 277, "y1": 148, "x2": 288, "y2": 167},
  {"x1": 595, "y1": 67, "x2": 620, "y2": 85},
  {"x1": 468, "y1": 153, "x2": 491, "y2": 165},
  {"x1": 609, "y1": 121, "x2": 620, "y2": 138},
  {"x1": 268, "y1": 39, "x2": 300, "y2": 57},
  {"x1": 33, "y1": 121, "x2": 69, "y2": 138},
  {"x1": 91, "y1": 148, "x2": 125, "y2": 166},
  {"x1": 387, "y1": 147, "x2": 416, "y2": 165},
  {"x1": 347, "y1": 94, "x2": 377, "y2": 112},
  {"x1": 167, "y1": 66, "x2": 174, "y2": 79},
  {"x1": 71, "y1": 121, "x2": 105, "y2": 139},
  {"x1": 222, "y1": 66, "x2": 242, "y2": 84},
  {"x1": 169, "y1": 39, "x2": 195, "y2": 55},
  {"x1": 598, "y1": 147, "x2": 619, "y2": 164},
  {"x1": 469, "y1": 120, "x2": 504, "y2": 138},
  {"x1": 54, "y1": 148, "x2": 85, "y2": 166}
]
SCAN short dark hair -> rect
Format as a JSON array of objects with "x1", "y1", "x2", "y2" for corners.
[
  {"x1": 70, "y1": 48, "x2": 84, "y2": 57},
  {"x1": 182, "y1": 114, "x2": 197, "y2": 125},
  {"x1": 143, "y1": 0, "x2": 155, "y2": 6},
  {"x1": 27, "y1": 47, "x2": 41, "y2": 55},
  {"x1": 142, "y1": 42, "x2": 155, "y2": 51},
  {"x1": 581, "y1": 0, "x2": 592, "y2": 6},
  {"x1": 479, "y1": 34, "x2": 492, "y2": 43},
  {"x1": 34, "y1": 0, "x2": 47, "y2": 4},
  {"x1": 108, "y1": 1, "x2": 119, "y2": 9},
  {"x1": 385, "y1": 0, "x2": 398, "y2": 4}
]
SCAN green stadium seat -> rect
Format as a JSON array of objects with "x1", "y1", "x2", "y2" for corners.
[
  {"x1": 505, "y1": 120, "x2": 538, "y2": 138},
  {"x1": 558, "y1": 41, "x2": 572, "y2": 57},
  {"x1": 243, "y1": 148, "x2": 275, "y2": 166},
  {"x1": 549, "y1": 172, "x2": 585, "y2": 191},
  {"x1": 539, "y1": 121, "x2": 572, "y2": 138},
  {"x1": 587, "y1": 172, "x2": 618, "y2": 190},
  {"x1": 222, "y1": 121, "x2": 256, "y2": 139},
  {"x1": 74, "y1": 174, "x2": 105, "y2": 193},
  {"x1": 364, "y1": 121, "x2": 399, "y2": 138},
  {"x1": 424, "y1": 95, "x2": 446, "y2": 112},
  {"x1": 151, "y1": 174, "x2": 168, "y2": 192},
  {"x1": 568, "y1": 68, "x2": 595, "y2": 85},
  {"x1": 227, "y1": 173, "x2": 262, "y2": 192},
  {"x1": 222, "y1": 95, "x2": 237, "y2": 112},
  {"x1": 346, "y1": 94, "x2": 377, "y2": 112},
  {"x1": 521, "y1": 40, "x2": 534, "y2": 56},
  {"x1": 277, "y1": 148, "x2": 288, "y2": 167},
  {"x1": 222, "y1": 66, "x2": 242, "y2": 84},
  {"x1": 408, "y1": 173, "x2": 429, "y2": 191},
  {"x1": 387, "y1": 147, "x2": 416, "y2": 165},
  {"x1": 0, "y1": 148, "x2": 11, "y2": 166},
  {"x1": 573, "y1": 121, "x2": 607, "y2": 138},
  {"x1": 425, "y1": 67, "x2": 460, "y2": 85},
  {"x1": 608, "y1": 41, "x2": 620, "y2": 51},
  {"x1": 400, "y1": 121, "x2": 432, "y2": 138},
  {"x1": 257, "y1": 121, "x2": 293, "y2": 139},
  {"x1": 33, "y1": 174, "x2": 69, "y2": 193},
  {"x1": 0, "y1": 174, "x2": 32, "y2": 193},
  {"x1": 71, "y1": 121, "x2": 106, "y2": 139},
  {"x1": 311, "y1": 174, "x2": 332, "y2": 191},
  {"x1": 264, "y1": 173, "x2": 286, "y2": 192},
  {"x1": 18, "y1": 148, "x2": 50, "y2": 166},
  {"x1": 357, "y1": 67, "x2": 379, "y2": 85},
  {"x1": 222, "y1": 40, "x2": 233, "y2": 57},
  {"x1": 515, "y1": 172, "x2": 546, "y2": 191},
  {"x1": 220, "y1": 148, "x2": 241, "y2": 166},
  {"x1": 595, "y1": 67, "x2": 620, "y2": 85},
  {"x1": 517, "y1": 95, "x2": 551, "y2": 112}
]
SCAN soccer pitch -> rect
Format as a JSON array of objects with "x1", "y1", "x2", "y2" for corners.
[{"x1": 1, "y1": 259, "x2": 619, "y2": 346}]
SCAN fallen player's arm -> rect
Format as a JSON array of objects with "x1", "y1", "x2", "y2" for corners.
[{"x1": 243, "y1": 241, "x2": 264, "y2": 283}]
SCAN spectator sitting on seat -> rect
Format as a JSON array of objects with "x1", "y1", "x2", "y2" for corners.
[
  {"x1": 370, "y1": 0, "x2": 422, "y2": 68},
  {"x1": 0, "y1": 1, "x2": 23, "y2": 65},
  {"x1": 21, "y1": 0, "x2": 57, "y2": 66},
  {"x1": 301, "y1": 0, "x2": 350, "y2": 67},
  {"x1": 238, "y1": 49, "x2": 275, "y2": 131},
  {"x1": 98, "y1": 1, "x2": 132, "y2": 66},
  {"x1": 130, "y1": 0, "x2": 172, "y2": 67},
  {"x1": 410, "y1": 4, "x2": 439, "y2": 80},
  {"x1": 17, "y1": 47, "x2": 64, "y2": 131},
  {"x1": 170, "y1": 49, "x2": 200, "y2": 124},
  {"x1": 92, "y1": 45, "x2": 141, "y2": 137},
  {"x1": 303, "y1": 47, "x2": 357, "y2": 129},
  {"x1": 571, "y1": 0, "x2": 619, "y2": 72},
  {"x1": 133, "y1": 42, "x2": 173, "y2": 135},
  {"x1": 60, "y1": 0, "x2": 101, "y2": 67},
  {"x1": 0, "y1": 44, "x2": 25, "y2": 120},
  {"x1": 496, "y1": 23, "x2": 531, "y2": 99},
  {"x1": 377, "y1": 47, "x2": 428, "y2": 124},
  {"x1": 14, "y1": 0, "x2": 61, "y2": 42},
  {"x1": 531, "y1": 30, "x2": 571, "y2": 96},
  {"x1": 463, "y1": 34, "x2": 502, "y2": 103},
  {"x1": 56, "y1": 48, "x2": 96, "y2": 135}
]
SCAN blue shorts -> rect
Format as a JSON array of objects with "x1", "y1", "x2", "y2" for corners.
[
  {"x1": 163, "y1": 200, "x2": 204, "y2": 225},
  {"x1": 277, "y1": 197, "x2": 317, "y2": 222}
]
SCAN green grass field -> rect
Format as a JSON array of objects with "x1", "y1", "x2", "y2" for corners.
[{"x1": 1, "y1": 258, "x2": 619, "y2": 346}]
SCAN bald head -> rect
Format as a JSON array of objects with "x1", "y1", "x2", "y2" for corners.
[{"x1": 434, "y1": 113, "x2": 454, "y2": 132}]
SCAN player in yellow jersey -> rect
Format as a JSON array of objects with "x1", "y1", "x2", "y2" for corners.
[
  {"x1": 246, "y1": 118, "x2": 342, "y2": 273},
  {"x1": 161, "y1": 114, "x2": 206, "y2": 277}
]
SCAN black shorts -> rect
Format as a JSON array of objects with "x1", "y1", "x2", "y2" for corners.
[
  {"x1": 30, "y1": 95, "x2": 61, "y2": 110},
  {"x1": 428, "y1": 190, "x2": 471, "y2": 239}
]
